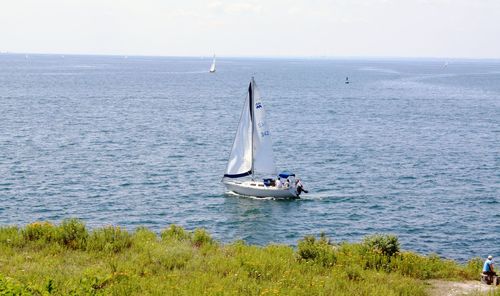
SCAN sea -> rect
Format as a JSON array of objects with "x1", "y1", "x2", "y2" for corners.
[{"x1": 0, "y1": 53, "x2": 498, "y2": 262}]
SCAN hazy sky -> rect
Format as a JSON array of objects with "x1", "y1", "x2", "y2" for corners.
[{"x1": 1, "y1": 0, "x2": 499, "y2": 58}]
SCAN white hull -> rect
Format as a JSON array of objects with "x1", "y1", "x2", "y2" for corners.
[{"x1": 223, "y1": 179, "x2": 299, "y2": 199}]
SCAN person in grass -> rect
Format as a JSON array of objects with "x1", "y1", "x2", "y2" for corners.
[{"x1": 483, "y1": 255, "x2": 496, "y2": 277}]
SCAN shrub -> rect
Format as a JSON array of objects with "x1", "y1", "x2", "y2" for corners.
[
  {"x1": 362, "y1": 234, "x2": 400, "y2": 257},
  {"x1": 363, "y1": 249, "x2": 392, "y2": 272},
  {"x1": 58, "y1": 218, "x2": 88, "y2": 250},
  {"x1": 157, "y1": 245, "x2": 193, "y2": 271},
  {"x1": 0, "y1": 226, "x2": 23, "y2": 247},
  {"x1": 131, "y1": 227, "x2": 158, "y2": 252},
  {"x1": 133, "y1": 226, "x2": 157, "y2": 241},
  {"x1": 161, "y1": 225, "x2": 190, "y2": 242},
  {"x1": 345, "y1": 265, "x2": 363, "y2": 281},
  {"x1": 22, "y1": 222, "x2": 57, "y2": 242},
  {"x1": 297, "y1": 235, "x2": 336, "y2": 267},
  {"x1": 465, "y1": 257, "x2": 483, "y2": 279},
  {"x1": 389, "y1": 252, "x2": 423, "y2": 277},
  {"x1": 0, "y1": 274, "x2": 32, "y2": 295},
  {"x1": 191, "y1": 228, "x2": 214, "y2": 247},
  {"x1": 88, "y1": 226, "x2": 132, "y2": 253},
  {"x1": 297, "y1": 236, "x2": 318, "y2": 260},
  {"x1": 388, "y1": 252, "x2": 467, "y2": 279},
  {"x1": 70, "y1": 270, "x2": 117, "y2": 294}
]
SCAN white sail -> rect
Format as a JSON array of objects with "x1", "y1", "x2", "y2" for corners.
[
  {"x1": 250, "y1": 79, "x2": 276, "y2": 175},
  {"x1": 224, "y1": 78, "x2": 276, "y2": 178},
  {"x1": 210, "y1": 55, "x2": 216, "y2": 72},
  {"x1": 224, "y1": 89, "x2": 252, "y2": 178}
]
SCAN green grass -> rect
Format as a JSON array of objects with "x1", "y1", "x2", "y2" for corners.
[{"x1": 0, "y1": 219, "x2": 487, "y2": 295}]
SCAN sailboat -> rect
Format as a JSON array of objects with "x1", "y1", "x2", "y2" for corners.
[
  {"x1": 222, "y1": 77, "x2": 305, "y2": 199},
  {"x1": 345, "y1": 76, "x2": 349, "y2": 84},
  {"x1": 209, "y1": 54, "x2": 216, "y2": 73}
]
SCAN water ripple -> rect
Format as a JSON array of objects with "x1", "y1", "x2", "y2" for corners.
[{"x1": 0, "y1": 54, "x2": 498, "y2": 261}]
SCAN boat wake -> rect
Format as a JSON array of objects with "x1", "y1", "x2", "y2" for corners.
[
  {"x1": 224, "y1": 190, "x2": 326, "y2": 201},
  {"x1": 298, "y1": 193, "x2": 330, "y2": 200},
  {"x1": 224, "y1": 191, "x2": 290, "y2": 201}
]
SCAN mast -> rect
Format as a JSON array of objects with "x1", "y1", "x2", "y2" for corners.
[{"x1": 249, "y1": 77, "x2": 255, "y2": 180}]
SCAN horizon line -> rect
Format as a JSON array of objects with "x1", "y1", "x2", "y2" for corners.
[{"x1": 2, "y1": 51, "x2": 500, "y2": 62}]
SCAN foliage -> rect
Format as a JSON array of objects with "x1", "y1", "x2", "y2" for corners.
[
  {"x1": 191, "y1": 228, "x2": 214, "y2": 248},
  {"x1": 88, "y1": 226, "x2": 132, "y2": 253},
  {"x1": 0, "y1": 274, "x2": 32, "y2": 295},
  {"x1": 0, "y1": 221, "x2": 483, "y2": 296},
  {"x1": 161, "y1": 224, "x2": 190, "y2": 242},
  {"x1": 0, "y1": 226, "x2": 23, "y2": 247},
  {"x1": 362, "y1": 233, "x2": 400, "y2": 257},
  {"x1": 297, "y1": 234, "x2": 336, "y2": 267},
  {"x1": 22, "y1": 221, "x2": 58, "y2": 243},
  {"x1": 58, "y1": 218, "x2": 89, "y2": 250}
]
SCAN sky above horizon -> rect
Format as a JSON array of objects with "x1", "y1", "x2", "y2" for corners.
[{"x1": 1, "y1": 0, "x2": 499, "y2": 59}]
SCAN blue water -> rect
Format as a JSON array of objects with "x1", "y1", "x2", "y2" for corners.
[{"x1": 0, "y1": 54, "x2": 498, "y2": 262}]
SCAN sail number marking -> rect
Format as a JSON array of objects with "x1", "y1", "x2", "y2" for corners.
[{"x1": 255, "y1": 103, "x2": 268, "y2": 137}]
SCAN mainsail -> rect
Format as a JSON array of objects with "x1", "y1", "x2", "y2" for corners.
[
  {"x1": 224, "y1": 78, "x2": 276, "y2": 178},
  {"x1": 210, "y1": 55, "x2": 216, "y2": 72},
  {"x1": 250, "y1": 79, "x2": 276, "y2": 175}
]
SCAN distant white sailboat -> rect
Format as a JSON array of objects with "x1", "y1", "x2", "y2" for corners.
[
  {"x1": 222, "y1": 77, "x2": 307, "y2": 199},
  {"x1": 209, "y1": 54, "x2": 216, "y2": 73}
]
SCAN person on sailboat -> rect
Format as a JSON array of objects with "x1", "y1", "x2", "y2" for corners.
[
  {"x1": 275, "y1": 177, "x2": 283, "y2": 188},
  {"x1": 284, "y1": 178, "x2": 290, "y2": 188},
  {"x1": 296, "y1": 179, "x2": 308, "y2": 194}
]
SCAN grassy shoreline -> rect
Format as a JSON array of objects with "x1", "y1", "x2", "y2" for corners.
[{"x1": 0, "y1": 219, "x2": 488, "y2": 295}]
